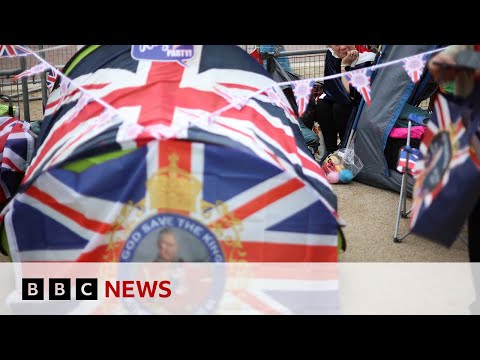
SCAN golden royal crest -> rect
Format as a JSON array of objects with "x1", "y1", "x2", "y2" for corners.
[
  {"x1": 145, "y1": 153, "x2": 202, "y2": 212},
  {"x1": 104, "y1": 151, "x2": 247, "y2": 262}
]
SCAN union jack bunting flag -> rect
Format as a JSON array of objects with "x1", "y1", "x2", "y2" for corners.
[
  {"x1": 410, "y1": 91, "x2": 480, "y2": 246},
  {"x1": 0, "y1": 45, "x2": 29, "y2": 58},
  {"x1": 0, "y1": 45, "x2": 339, "y2": 262},
  {"x1": 46, "y1": 69, "x2": 59, "y2": 90},
  {"x1": 345, "y1": 68, "x2": 372, "y2": 106},
  {"x1": 291, "y1": 80, "x2": 314, "y2": 117},
  {"x1": 12, "y1": 62, "x2": 50, "y2": 82},
  {"x1": 264, "y1": 87, "x2": 296, "y2": 118},
  {"x1": 402, "y1": 54, "x2": 426, "y2": 84}
]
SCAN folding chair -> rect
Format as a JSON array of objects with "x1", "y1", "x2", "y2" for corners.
[{"x1": 393, "y1": 120, "x2": 416, "y2": 242}]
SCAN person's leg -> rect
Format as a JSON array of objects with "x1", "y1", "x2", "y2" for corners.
[
  {"x1": 316, "y1": 100, "x2": 337, "y2": 153},
  {"x1": 333, "y1": 103, "x2": 354, "y2": 148}
]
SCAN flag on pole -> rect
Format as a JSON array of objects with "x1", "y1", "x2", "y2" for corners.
[{"x1": 396, "y1": 146, "x2": 421, "y2": 175}]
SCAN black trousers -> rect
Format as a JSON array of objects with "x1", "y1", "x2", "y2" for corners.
[{"x1": 316, "y1": 100, "x2": 354, "y2": 153}]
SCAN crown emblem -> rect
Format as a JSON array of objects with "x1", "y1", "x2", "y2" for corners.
[{"x1": 146, "y1": 153, "x2": 202, "y2": 212}]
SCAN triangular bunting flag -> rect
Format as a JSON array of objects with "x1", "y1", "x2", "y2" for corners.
[
  {"x1": 265, "y1": 86, "x2": 295, "y2": 118},
  {"x1": 96, "y1": 109, "x2": 115, "y2": 128},
  {"x1": 51, "y1": 76, "x2": 71, "y2": 114},
  {"x1": 46, "y1": 69, "x2": 59, "y2": 90},
  {"x1": 345, "y1": 68, "x2": 372, "y2": 106},
  {"x1": 291, "y1": 80, "x2": 314, "y2": 117},
  {"x1": 213, "y1": 86, "x2": 250, "y2": 110},
  {"x1": 402, "y1": 54, "x2": 426, "y2": 84},
  {"x1": 0, "y1": 45, "x2": 29, "y2": 58},
  {"x1": 59, "y1": 76, "x2": 70, "y2": 97},
  {"x1": 65, "y1": 93, "x2": 91, "y2": 124},
  {"x1": 12, "y1": 62, "x2": 50, "y2": 81}
]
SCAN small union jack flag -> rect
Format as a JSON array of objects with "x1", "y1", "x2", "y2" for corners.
[
  {"x1": 396, "y1": 146, "x2": 421, "y2": 175},
  {"x1": 46, "y1": 69, "x2": 59, "y2": 90},
  {"x1": 345, "y1": 68, "x2": 372, "y2": 106},
  {"x1": 0, "y1": 45, "x2": 29, "y2": 58},
  {"x1": 402, "y1": 54, "x2": 426, "y2": 84},
  {"x1": 291, "y1": 80, "x2": 314, "y2": 117},
  {"x1": 12, "y1": 62, "x2": 50, "y2": 82}
]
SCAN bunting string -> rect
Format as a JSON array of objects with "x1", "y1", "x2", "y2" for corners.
[
  {"x1": 2, "y1": 45, "x2": 447, "y2": 143},
  {"x1": 0, "y1": 45, "x2": 73, "y2": 58}
]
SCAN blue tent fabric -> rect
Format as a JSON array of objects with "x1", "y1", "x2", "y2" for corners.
[{"x1": 352, "y1": 45, "x2": 440, "y2": 193}]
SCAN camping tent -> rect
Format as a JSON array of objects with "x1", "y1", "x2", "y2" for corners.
[
  {"x1": 351, "y1": 45, "x2": 439, "y2": 193},
  {"x1": 0, "y1": 45, "x2": 340, "y2": 262}
]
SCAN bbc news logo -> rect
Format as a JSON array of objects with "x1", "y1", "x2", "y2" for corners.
[
  {"x1": 22, "y1": 278, "x2": 98, "y2": 300},
  {"x1": 22, "y1": 278, "x2": 172, "y2": 300}
]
